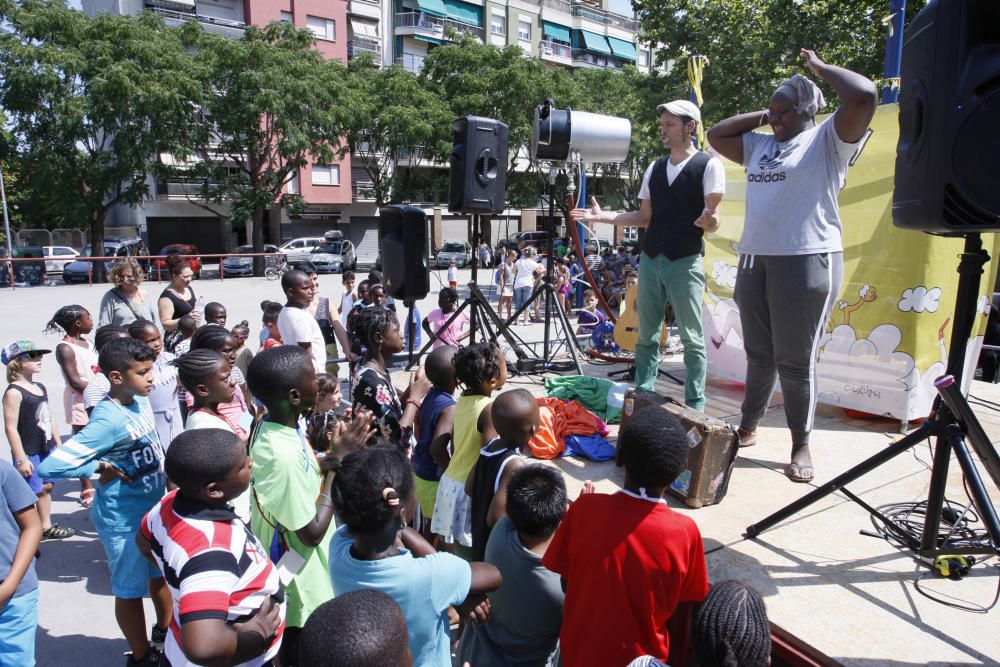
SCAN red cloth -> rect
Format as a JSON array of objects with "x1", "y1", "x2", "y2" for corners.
[
  {"x1": 542, "y1": 492, "x2": 709, "y2": 666},
  {"x1": 527, "y1": 397, "x2": 606, "y2": 459}
]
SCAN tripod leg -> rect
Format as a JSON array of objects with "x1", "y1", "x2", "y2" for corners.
[
  {"x1": 948, "y1": 434, "x2": 1000, "y2": 556},
  {"x1": 919, "y1": 434, "x2": 953, "y2": 555},
  {"x1": 404, "y1": 298, "x2": 474, "y2": 371},
  {"x1": 936, "y1": 374, "x2": 1000, "y2": 491},
  {"x1": 745, "y1": 424, "x2": 939, "y2": 538}
]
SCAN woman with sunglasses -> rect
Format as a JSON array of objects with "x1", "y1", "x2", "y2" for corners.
[{"x1": 98, "y1": 257, "x2": 163, "y2": 331}]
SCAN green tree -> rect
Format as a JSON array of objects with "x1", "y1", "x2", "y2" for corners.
[
  {"x1": 633, "y1": 0, "x2": 928, "y2": 125},
  {"x1": 0, "y1": 0, "x2": 202, "y2": 280},
  {"x1": 341, "y1": 54, "x2": 451, "y2": 208},
  {"x1": 186, "y1": 22, "x2": 349, "y2": 275}
]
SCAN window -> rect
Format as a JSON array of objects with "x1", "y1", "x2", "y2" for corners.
[
  {"x1": 638, "y1": 48, "x2": 649, "y2": 67},
  {"x1": 490, "y1": 14, "x2": 505, "y2": 35},
  {"x1": 311, "y1": 164, "x2": 341, "y2": 186},
  {"x1": 286, "y1": 170, "x2": 299, "y2": 194},
  {"x1": 306, "y1": 15, "x2": 336, "y2": 41},
  {"x1": 280, "y1": 10, "x2": 293, "y2": 23},
  {"x1": 517, "y1": 20, "x2": 530, "y2": 41}
]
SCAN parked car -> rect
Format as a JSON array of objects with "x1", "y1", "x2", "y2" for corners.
[
  {"x1": 278, "y1": 237, "x2": 325, "y2": 264},
  {"x1": 62, "y1": 237, "x2": 145, "y2": 283},
  {"x1": 0, "y1": 247, "x2": 46, "y2": 286},
  {"x1": 309, "y1": 236, "x2": 357, "y2": 274},
  {"x1": 494, "y1": 230, "x2": 554, "y2": 263},
  {"x1": 43, "y1": 246, "x2": 80, "y2": 274},
  {"x1": 222, "y1": 244, "x2": 280, "y2": 277},
  {"x1": 435, "y1": 241, "x2": 473, "y2": 268},
  {"x1": 150, "y1": 244, "x2": 202, "y2": 280}
]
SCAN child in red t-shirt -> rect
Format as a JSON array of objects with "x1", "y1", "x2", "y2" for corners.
[{"x1": 542, "y1": 406, "x2": 709, "y2": 667}]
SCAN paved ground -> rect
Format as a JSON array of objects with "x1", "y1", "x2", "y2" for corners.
[{"x1": 2, "y1": 267, "x2": 999, "y2": 665}]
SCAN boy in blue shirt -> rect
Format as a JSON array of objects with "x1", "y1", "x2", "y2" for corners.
[
  {"x1": 39, "y1": 337, "x2": 171, "y2": 666},
  {"x1": 0, "y1": 460, "x2": 43, "y2": 666}
]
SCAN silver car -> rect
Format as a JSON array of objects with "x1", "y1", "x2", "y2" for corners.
[
  {"x1": 309, "y1": 239, "x2": 357, "y2": 274},
  {"x1": 222, "y1": 244, "x2": 280, "y2": 277},
  {"x1": 435, "y1": 241, "x2": 472, "y2": 268}
]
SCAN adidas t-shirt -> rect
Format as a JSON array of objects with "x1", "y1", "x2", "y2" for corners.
[{"x1": 739, "y1": 117, "x2": 860, "y2": 256}]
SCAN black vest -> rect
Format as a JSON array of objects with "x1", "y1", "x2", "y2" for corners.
[{"x1": 642, "y1": 152, "x2": 710, "y2": 260}]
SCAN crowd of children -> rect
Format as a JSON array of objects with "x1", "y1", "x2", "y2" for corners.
[{"x1": 0, "y1": 253, "x2": 774, "y2": 667}]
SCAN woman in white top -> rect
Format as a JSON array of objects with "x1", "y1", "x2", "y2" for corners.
[
  {"x1": 511, "y1": 247, "x2": 542, "y2": 326},
  {"x1": 707, "y1": 49, "x2": 876, "y2": 482}
]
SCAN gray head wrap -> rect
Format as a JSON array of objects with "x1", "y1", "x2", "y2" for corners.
[{"x1": 774, "y1": 74, "x2": 826, "y2": 117}]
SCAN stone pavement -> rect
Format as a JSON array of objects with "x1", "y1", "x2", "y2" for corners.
[{"x1": 2, "y1": 270, "x2": 999, "y2": 665}]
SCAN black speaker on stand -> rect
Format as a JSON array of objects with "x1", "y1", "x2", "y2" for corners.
[
  {"x1": 747, "y1": 0, "x2": 1000, "y2": 570},
  {"x1": 378, "y1": 205, "x2": 429, "y2": 301}
]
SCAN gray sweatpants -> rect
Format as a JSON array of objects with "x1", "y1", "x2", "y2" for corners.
[{"x1": 734, "y1": 252, "x2": 843, "y2": 445}]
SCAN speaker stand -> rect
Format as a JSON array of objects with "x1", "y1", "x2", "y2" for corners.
[{"x1": 745, "y1": 234, "x2": 1000, "y2": 566}]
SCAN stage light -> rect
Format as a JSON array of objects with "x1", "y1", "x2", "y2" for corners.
[{"x1": 531, "y1": 100, "x2": 631, "y2": 163}]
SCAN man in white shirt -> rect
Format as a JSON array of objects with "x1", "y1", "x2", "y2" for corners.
[
  {"x1": 571, "y1": 100, "x2": 724, "y2": 410},
  {"x1": 276, "y1": 269, "x2": 327, "y2": 374}
]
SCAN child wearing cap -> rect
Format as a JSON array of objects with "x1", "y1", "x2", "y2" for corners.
[{"x1": 2, "y1": 340, "x2": 75, "y2": 540}]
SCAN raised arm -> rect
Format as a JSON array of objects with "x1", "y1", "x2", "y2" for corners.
[
  {"x1": 707, "y1": 111, "x2": 768, "y2": 165},
  {"x1": 801, "y1": 49, "x2": 877, "y2": 143}
]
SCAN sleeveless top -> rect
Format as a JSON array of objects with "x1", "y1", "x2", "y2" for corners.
[
  {"x1": 314, "y1": 296, "x2": 336, "y2": 345},
  {"x1": 470, "y1": 439, "x2": 522, "y2": 561},
  {"x1": 57, "y1": 337, "x2": 97, "y2": 426},
  {"x1": 4, "y1": 383, "x2": 53, "y2": 456},
  {"x1": 443, "y1": 394, "x2": 492, "y2": 483},
  {"x1": 414, "y1": 388, "x2": 457, "y2": 481},
  {"x1": 159, "y1": 286, "x2": 196, "y2": 320},
  {"x1": 643, "y1": 152, "x2": 710, "y2": 260}
]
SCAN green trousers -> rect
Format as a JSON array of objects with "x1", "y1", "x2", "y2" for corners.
[{"x1": 635, "y1": 252, "x2": 707, "y2": 410}]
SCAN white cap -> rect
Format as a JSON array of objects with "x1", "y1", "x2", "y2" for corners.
[{"x1": 656, "y1": 99, "x2": 701, "y2": 124}]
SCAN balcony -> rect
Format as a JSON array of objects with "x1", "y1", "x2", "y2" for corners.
[
  {"x1": 145, "y1": 5, "x2": 246, "y2": 38},
  {"x1": 532, "y1": 0, "x2": 639, "y2": 32},
  {"x1": 394, "y1": 12, "x2": 485, "y2": 42},
  {"x1": 348, "y1": 37, "x2": 382, "y2": 62},
  {"x1": 394, "y1": 53, "x2": 426, "y2": 73},
  {"x1": 571, "y1": 48, "x2": 624, "y2": 70},
  {"x1": 538, "y1": 40, "x2": 573, "y2": 66},
  {"x1": 348, "y1": 0, "x2": 381, "y2": 20}
]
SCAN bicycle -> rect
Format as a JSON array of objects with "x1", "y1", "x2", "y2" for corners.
[{"x1": 264, "y1": 256, "x2": 290, "y2": 281}]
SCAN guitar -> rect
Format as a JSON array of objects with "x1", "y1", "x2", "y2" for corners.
[{"x1": 613, "y1": 284, "x2": 670, "y2": 352}]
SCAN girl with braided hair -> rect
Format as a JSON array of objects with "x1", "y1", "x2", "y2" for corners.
[
  {"x1": 691, "y1": 581, "x2": 771, "y2": 667},
  {"x1": 189, "y1": 325, "x2": 253, "y2": 439},
  {"x1": 350, "y1": 307, "x2": 430, "y2": 446},
  {"x1": 45, "y1": 305, "x2": 97, "y2": 507}
]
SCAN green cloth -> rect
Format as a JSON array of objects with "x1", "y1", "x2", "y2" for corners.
[
  {"x1": 250, "y1": 421, "x2": 336, "y2": 628},
  {"x1": 544, "y1": 375, "x2": 622, "y2": 423}
]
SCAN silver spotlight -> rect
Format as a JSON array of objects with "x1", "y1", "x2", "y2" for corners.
[{"x1": 531, "y1": 100, "x2": 632, "y2": 163}]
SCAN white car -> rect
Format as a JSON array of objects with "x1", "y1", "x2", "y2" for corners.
[
  {"x1": 279, "y1": 237, "x2": 326, "y2": 264},
  {"x1": 43, "y1": 245, "x2": 79, "y2": 274},
  {"x1": 435, "y1": 241, "x2": 473, "y2": 268}
]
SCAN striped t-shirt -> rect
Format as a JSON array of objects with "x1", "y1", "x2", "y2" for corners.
[{"x1": 140, "y1": 489, "x2": 285, "y2": 667}]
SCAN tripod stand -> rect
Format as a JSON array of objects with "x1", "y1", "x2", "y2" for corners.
[
  {"x1": 501, "y1": 168, "x2": 584, "y2": 375},
  {"x1": 745, "y1": 234, "x2": 1000, "y2": 564}
]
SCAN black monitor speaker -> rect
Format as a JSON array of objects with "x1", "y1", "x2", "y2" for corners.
[
  {"x1": 378, "y1": 205, "x2": 429, "y2": 301},
  {"x1": 892, "y1": 0, "x2": 1000, "y2": 233},
  {"x1": 449, "y1": 116, "x2": 509, "y2": 215}
]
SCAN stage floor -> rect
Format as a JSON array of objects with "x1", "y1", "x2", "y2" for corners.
[{"x1": 498, "y1": 356, "x2": 1000, "y2": 666}]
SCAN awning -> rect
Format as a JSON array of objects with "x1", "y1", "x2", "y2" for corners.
[
  {"x1": 443, "y1": 0, "x2": 481, "y2": 26},
  {"x1": 415, "y1": 0, "x2": 447, "y2": 18},
  {"x1": 578, "y1": 30, "x2": 611, "y2": 55},
  {"x1": 542, "y1": 21, "x2": 571, "y2": 44},
  {"x1": 350, "y1": 17, "x2": 379, "y2": 38},
  {"x1": 414, "y1": 34, "x2": 445, "y2": 45},
  {"x1": 606, "y1": 36, "x2": 637, "y2": 61}
]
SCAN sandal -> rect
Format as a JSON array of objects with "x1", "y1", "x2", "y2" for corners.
[
  {"x1": 42, "y1": 524, "x2": 76, "y2": 540},
  {"x1": 786, "y1": 462, "x2": 814, "y2": 483},
  {"x1": 737, "y1": 428, "x2": 757, "y2": 448},
  {"x1": 79, "y1": 488, "x2": 95, "y2": 508}
]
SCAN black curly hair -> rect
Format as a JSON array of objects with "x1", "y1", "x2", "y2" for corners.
[
  {"x1": 453, "y1": 342, "x2": 503, "y2": 392},
  {"x1": 506, "y1": 464, "x2": 567, "y2": 538},
  {"x1": 94, "y1": 325, "x2": 129, "y2": 352},
  {"x1": 190, "y1": 324, "x2": 236, "y2": 352},
  {"x1": 438, "y1": 286, "x2": 459, "y2": 305},
  {"x1": 692, "y1": 581, "x2": 771, "y2": 667},
  {"x1": 165, "y1": 428, "x2": 244, "y2": 492},
  {"x1": 247, "y1": 345, "x2": 311, "y2": 408},
  {"x1": 353, "y1": 306, "x2": 398, "y2": 352},
  {"x1": 44, "y1": 305, "x2": 89, "y2": 335},
  {"x1": 618, "y1": 406, "x2": 688, "y2": 488},
  {"x1": 329, "y1": 445, "x2": 413, "y2": 535},
  {"x1": 127, "y1": 319, "x2": 159, "y2": 339},
  {"x1": 299, "y1": 590, "x2": 408, "y2": 667}
]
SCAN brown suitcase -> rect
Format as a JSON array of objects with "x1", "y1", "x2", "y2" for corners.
[{"x1": 621, "y1": 390, "x2": 739, "y2": 508}]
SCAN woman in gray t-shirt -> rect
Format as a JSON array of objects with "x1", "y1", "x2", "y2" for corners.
[{"x1": 707, "y1": 49, "x2": 876, "y2": 482}]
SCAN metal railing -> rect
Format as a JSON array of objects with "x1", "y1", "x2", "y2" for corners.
[
  {"x1": 394, "y1": 12, "x2": 485, "y2": 40},
  {"x1": 348, "y1": 38, "x2": 381, "y2": 59},
  {"x1": 145, "y1": 5, "x2": 247, "y2": 31},
  {"x1": 571, "y1": 49, "x2": 625, "y2": 69},
  {"x1": 353, "y1": 180, "x2": 377, "y2": 201},
  {"x1": 538, "y1": 40, "x2": 572, "y2": 58}
]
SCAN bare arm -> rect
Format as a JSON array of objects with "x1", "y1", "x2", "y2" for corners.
[
  {"x1": 399, "y1": 526, "x2": 436, "y2": 557},
  {"x1": 469, "y1": 562, "x2": 502, "y2": 593},
  {"x1": 0, "y1": 505, "x2": 42, "y2": 608},
  {"x1": 159, "y1": 296, "x2": 180, "y2": 331},
  {"x1": 707, "y1": 110, "x2": 768, "y2": 165},
  {"x1": 486, "y1": 456, "x2": 526, "y2": 527},
  {"x1": 294, "y1": 467, "x2": 337, "y2": 546},
  {"x1": 3, "y1": 390, "x2": 32, "y2": 478},
  {"x1": 569, "y1": 197, "x2": 651, "y2": 229},
  {"x1": 181, "y1": 599, "x2": 281, "y2": 667},
  {"x1": 429, "y1": 404, "x2": 454, "y2": 471},
  {"x1": 801, "y1": 49, "x2": 877, "y2": 143},
  {"x1": 56, "y1": 345, "x2": 89, "y2": 393},
  {"x1": 694, "y1": 192, "x2": 725, "y2": 233}
]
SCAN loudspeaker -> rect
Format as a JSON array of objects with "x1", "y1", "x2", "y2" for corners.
[
  {"x1": 449, "y1": 116, "x2": 509, "y2": 215},
  {"x1": 893, "y1": 0, "x2": 1000, "y2": 232},
  {"x1": 378, "y1": 205, "x2": 429, "y2": 301}
]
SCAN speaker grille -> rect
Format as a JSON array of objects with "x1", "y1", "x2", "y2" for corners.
[{"x1": 943, "y1": 184, "x2": 1000, "y2": 228}]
